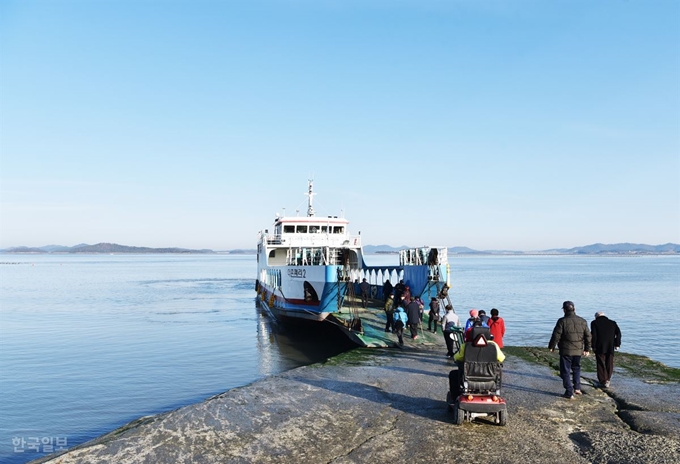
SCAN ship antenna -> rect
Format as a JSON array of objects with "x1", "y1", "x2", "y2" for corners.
[{"x1": 306, "y1": 179, "x2": 316, "y2": 217}]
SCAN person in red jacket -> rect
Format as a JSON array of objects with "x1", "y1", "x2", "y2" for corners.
[{"x1": 487, "y1": 308, "x2": 506, "y2": 348}]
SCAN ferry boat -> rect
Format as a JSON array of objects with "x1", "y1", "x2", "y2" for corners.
[{"x1": 256, "y1": 180, "x2": 450, "y2": 338}]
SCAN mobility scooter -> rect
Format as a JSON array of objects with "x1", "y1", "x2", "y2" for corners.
[{"x1": 446, "y1": 326, "x2": 507, "y2": 426}]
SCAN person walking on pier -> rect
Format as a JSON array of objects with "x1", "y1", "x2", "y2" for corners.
[
  {"x1": 428, "y1": 297, "x2": 440, "y2": 333},
  {"x1": 393, "y1": 304, "x2": 408, "y2": 346},
  {"x1": 360, "y1": 278, "x2": 370, "y2": 308},
  {"x1": 549, "y1": 301, "x2": 592, "y2": 399},
  {"x1": 464, "y1": 309, "x2": 488, "y2": 333},
  {"x1": 487, "y1": 308, "x2": 506, "y2": 348},
  {"x1": 384, "y1": 295, "x2": 395, "y2": 333},
  {"x1": 403, "y1": 286, "x2": 412, "y2": 305},
  {"x1": 382, "y1": 279, "x2": 393, "y2": 304},
  {"x1": 441, "y1": 305, "x2": 460, "y2": 357},
  {"x1": 591, "y1": 312, "x2": 621, "y2": 388},
  {"x1": 414, "y1": 296, "x2": 425, "y2": 323},
  {"x1": 394, "y1": 280, "x2": 406, "y2": 305},
  {"x1": 406, "y1": 299, "x2": 421, "y2": 340}
]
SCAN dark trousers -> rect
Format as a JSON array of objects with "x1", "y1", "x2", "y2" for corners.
[
  {"x1": 559, "y1": 355, "x2": 582, "y2": 395},
  {"x1": 596, "y1": 352, "x2": 615, "y2": 384},
  {"x1": 444, "y1": 330, "x2": 455, "y2": 356},
  {"x1": 394, "y1": 321, "x2": 404, "y2": 345},
  {"x1": 408, "y1": 322, "x2": 419, "y2": 338},
  {"x1": 361, "y1": 292, "x2": 369, "y2": 307},
  {"x1": 448, "y1": 363, "x2": 462, "y2": 399},
  {"x1": 385, "y1": 312, "x2": 394, "y2": 332},
  {"x1": 428, "y1": 314, "x2": 438, "y2": 332}
]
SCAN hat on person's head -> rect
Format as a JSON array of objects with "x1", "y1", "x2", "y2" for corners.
[
  {"x1": 478, "y1": 310, "x2": 486, "y2": 316},
  {"x1": 562, "y1": 301, "x2": 575, "y2": 311},
  {"x1": 595, "y1": 311, "x2": 604, "y2": 318},
  {"x1": 490, "y1": 308, "x2": 499, "y2": 316},
  {"x1": 469, "y1": 309, "x2": 478, "y2": 318}
]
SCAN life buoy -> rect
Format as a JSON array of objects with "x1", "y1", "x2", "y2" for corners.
[{"x1": 370, "y1": 286, "x2": 377, "y2": 298}]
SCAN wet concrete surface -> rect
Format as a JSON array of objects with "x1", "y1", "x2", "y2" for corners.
[{"x1": 34, "y1": 339, "x2": 679, "y2": 464}]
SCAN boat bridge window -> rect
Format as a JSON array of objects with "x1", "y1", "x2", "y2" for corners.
[
  {"x1": 309, "y1": 225, "x2": 319, "y2": 233},
  {"x1": 296, "y1": 225, "x2": 308, "y2": 233},
  {"x1": 333, "y1": 226, "x2": 344, "y2": 234},
  {"x1": 283, "y1": 225, "x2": 295, "y2": 233},
  {"x1": 321, "y1": 226, "x2": 328, "y2": 233}
]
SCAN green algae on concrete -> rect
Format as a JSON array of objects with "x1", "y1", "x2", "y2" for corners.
[
  {"x1": 322, "y1": 347, "x2": 391, "y2": 366},
  {"x1": 504, "y1": 346, "x2": 680, "y2": 383}
]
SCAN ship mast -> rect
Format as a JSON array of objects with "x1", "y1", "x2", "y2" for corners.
[{"x1": 306, "y1": 179, "x2": 316, "y2": 217}]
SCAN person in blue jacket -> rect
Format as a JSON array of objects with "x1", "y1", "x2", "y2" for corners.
[{"x1": 393, "y1": 304, "x2": 408, "y2": 346}]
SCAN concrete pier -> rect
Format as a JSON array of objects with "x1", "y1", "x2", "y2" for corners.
[{"x1": 34, "y1": 338, "x2": 680, "y2": 464}]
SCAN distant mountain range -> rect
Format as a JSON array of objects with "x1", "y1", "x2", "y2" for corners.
[
  {"x1": 0, "y1": 243, "x2": 215, "y2": 254},
  {"x1": 1, "y1": 242, "x2": 678, "y2": 255},
  {"x1": 364, "y1": 243, "x2": 680, "y2": 255}
]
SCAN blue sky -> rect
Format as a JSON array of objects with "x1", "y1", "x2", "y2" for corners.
[{"x1": 1, "y1": 0, "x2": 678, "y2": 251}]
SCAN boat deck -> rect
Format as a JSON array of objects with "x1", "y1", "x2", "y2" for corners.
[{"x1": 328, "y1": 297, "x2": 444, "y2": 349}]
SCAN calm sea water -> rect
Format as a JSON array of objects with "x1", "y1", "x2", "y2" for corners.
[{"x1": 0, "y1": 254, "x2": 678, "y2": 463}]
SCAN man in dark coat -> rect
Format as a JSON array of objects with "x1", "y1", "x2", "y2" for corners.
[
  {"x1": 359, "y1": 278, "x2": 370, "y2": 308},
  {"x1": 405, "y1": 299, "x2": 421, "y2": 340},
  {"x1": 591, "y1": 312, "x2": 621, "y2": 388},
  {"x1": 382, "y1": 279, "x2": 393, "y2": 304},
  {"x1": 549, "y1": 301, "x2": 592, "y2": 399},
  {"x1": 394, "y1": 280, "x2": 406, "y2": 306}
]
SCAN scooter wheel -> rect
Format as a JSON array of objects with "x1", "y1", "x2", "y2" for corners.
[
  {"x1": 453, "y1": 403, "x2": 464, "y2": 425},
  {"x1": 497, "y1": 409, "x2": 507, "y2": 426}
]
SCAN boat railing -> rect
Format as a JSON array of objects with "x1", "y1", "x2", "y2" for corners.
[
  {"x1": 264, "y1": 234, "x2": 361, "y2": 248},
  {"x1": 399, "y1": 246, "x2": 448, "y2": 266}
]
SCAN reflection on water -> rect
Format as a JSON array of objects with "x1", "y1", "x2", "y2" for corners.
[
  {"x1": 256, "y1": 305, "x2": 356, "y2": 375},
  {"x1": 0, "y1": 255, "x2": 355, "y2": 464}
]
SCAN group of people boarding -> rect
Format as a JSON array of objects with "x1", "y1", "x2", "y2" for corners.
[
  {"x1": 382, "y1": 279, "x2": 425, "y2": 345},
  {"x1": 440, "y1": 306, "x2": 506, "y2": 358},
  {"x1": 382, "y1": 279, "x2": 622, "y2": 401}
]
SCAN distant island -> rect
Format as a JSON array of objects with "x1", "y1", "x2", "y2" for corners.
[
  {"x1": 365, "y1": 243, "x2": 680, "y2": 256},
  {"x1": 0, "y1": 243, "x2": 216, "y2": 254},
  {"x1": 1, "y1": 242, "x2": 678, "y2": 255}
]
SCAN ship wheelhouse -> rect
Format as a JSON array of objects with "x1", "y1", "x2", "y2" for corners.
[{"x1": 261, "y1": 215, "x2": 362, "y2": 268}]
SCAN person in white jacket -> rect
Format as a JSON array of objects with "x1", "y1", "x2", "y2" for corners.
[{"x1": 441, "y1": 305, "x2": 460, "y2": 357}]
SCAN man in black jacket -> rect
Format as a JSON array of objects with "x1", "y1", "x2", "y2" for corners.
[
  {"x1": 406, "y1": 299, "x2": 421, "y2": 340},
  {"x1": 549, "y1": 301, "x2": 592, "y2": 399},
  {"x1": 591, "y1": 312, "x2": 621, "y2": 388},
  {"x1": 382, "y1": 279, "x2": 393, "y2": 304}
]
